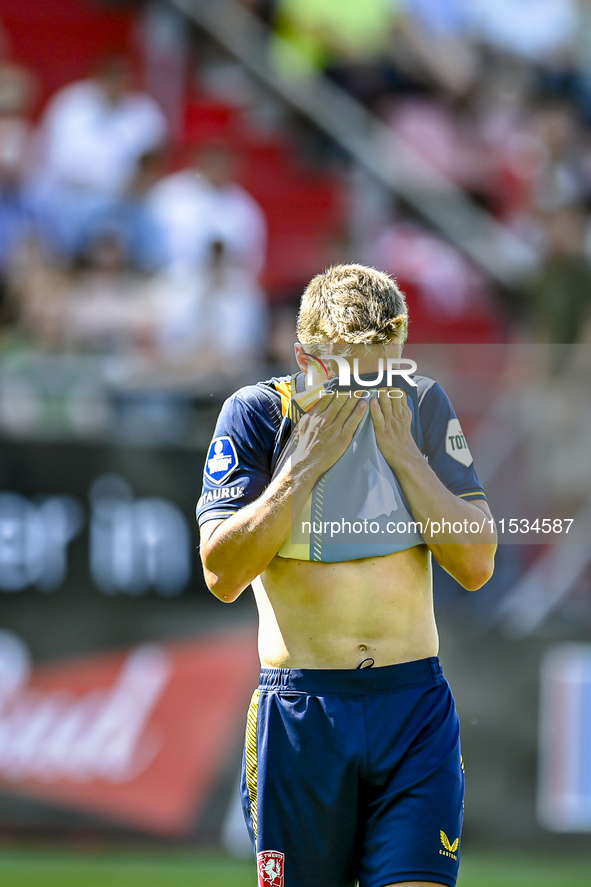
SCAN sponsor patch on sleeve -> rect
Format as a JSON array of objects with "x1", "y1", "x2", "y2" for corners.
[
  {"x1": 445, "y1": 418, "x2": 473, "y2": 467},
  {"x1": 196, "y1": 484, "x2": 246, "y2": 511},
  {"x1": 204, "y1": 436, "x2": 239, "y2": 484}
]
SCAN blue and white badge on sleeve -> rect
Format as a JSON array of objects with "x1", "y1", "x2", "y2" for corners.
[{"x1": 205, "y1": 436, "x2": 239, "y2": 484}]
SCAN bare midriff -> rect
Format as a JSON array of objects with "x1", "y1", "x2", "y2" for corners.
[{"x1": 252, "y1": 543, "x2": 439, "y2": 669}]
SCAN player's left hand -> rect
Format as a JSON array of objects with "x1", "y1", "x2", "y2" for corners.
[{"x1": 369, "y1": 389, "x2": 417, "y2": 467}]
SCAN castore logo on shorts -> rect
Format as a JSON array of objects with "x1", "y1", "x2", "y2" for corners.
[{"x1": 439, "y1": 830, "x2": 459, "y2": 860}]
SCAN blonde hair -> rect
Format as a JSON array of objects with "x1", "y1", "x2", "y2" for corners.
[{"x1": 296, "y1": 264, "x2": 408, "y2": 346}]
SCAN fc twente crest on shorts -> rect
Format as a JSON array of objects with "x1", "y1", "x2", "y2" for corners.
[{"x1": 257, "y1": 850, "x2": 285, "y2": 886}]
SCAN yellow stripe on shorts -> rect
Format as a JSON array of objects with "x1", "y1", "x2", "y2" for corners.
[{"x1": 245, "y1": 688, "x2": 261, "y2": 840}]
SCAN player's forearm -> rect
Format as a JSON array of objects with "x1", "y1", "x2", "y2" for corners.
[
  {"x1": 200, "y1": 459, "x2": 319, "y2": 601},
  {"x1": 428, "y1": 539, "x2": 497, "y2": 590},
  {"x1": 387, "y1": 446, "x2": 497, "y2": 590},
  {"x1": 201, "y1": 487, "x2": 291, "y2": 601}
]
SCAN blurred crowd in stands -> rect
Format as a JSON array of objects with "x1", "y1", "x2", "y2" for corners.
[
  {"x1": 0, "y1": 35, "x2": 268, "y2": 386},
  {"x1": 0, "y1": 0, "x2": 591, "y2": 428},
  {"x1": 250, "y1": 0, "x2": 591, "y2": 345}
]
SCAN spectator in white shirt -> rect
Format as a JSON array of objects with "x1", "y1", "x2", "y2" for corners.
[
  {"x1": 147, "y1": 141, "x2": 267, "y2": 281},
  {"x1": 31, "y1": 52, "x2": 167, "y2": 255},
  {"x1": 157, "y1": 237, "x2": 268, "y2": 373}
]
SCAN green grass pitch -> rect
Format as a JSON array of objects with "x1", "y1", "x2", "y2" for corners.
[{"x1": 0, "y1": 849, "x2": 589, "y2": 886}]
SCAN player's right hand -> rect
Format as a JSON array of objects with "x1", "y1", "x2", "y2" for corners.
[{"x1": 291, "y1": 392, "x2": 367, "y2": 478}]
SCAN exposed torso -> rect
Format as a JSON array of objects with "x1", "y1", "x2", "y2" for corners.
[
  {"x1": 197, "y1": 373, "x2": 487, "y2": 668},
  {"x1": 252, "y1": 543, "x2": 439, "y2": 669}
]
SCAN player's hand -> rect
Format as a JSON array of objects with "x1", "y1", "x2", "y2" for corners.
[
  {"x1": 369, "y1": 389, "x2": 416, "y2": 468},
  {"x1": 292, "y1": 392, "x2": 367, "y2": 478}
]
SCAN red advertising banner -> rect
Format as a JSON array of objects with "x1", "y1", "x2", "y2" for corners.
[{"x1": 0, "y1": 629, "x2": 259, "y2": 834}]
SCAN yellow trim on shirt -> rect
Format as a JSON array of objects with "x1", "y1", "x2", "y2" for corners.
[
  {"x1": 277, "y1": 492, "x2": 313, "y2": 559},
  {"x1": 274, "y1": 379, "x2": 293, "y2": 418},
  {"x1": 245, "y1": 689, "x2": 261, "y2": 842}
]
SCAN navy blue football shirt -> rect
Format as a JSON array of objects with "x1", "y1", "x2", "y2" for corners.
[{"x1": 196, "y1": 373, "x2": 487, "y2": 561}]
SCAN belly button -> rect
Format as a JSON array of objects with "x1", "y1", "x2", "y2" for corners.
[{"x1": 359, "y1": 644, "x2": 367, "y2": 653}]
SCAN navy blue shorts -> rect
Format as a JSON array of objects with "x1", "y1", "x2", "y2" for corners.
[{"x1": 241, "y1": 657, "x2": 464, "y2": 887}]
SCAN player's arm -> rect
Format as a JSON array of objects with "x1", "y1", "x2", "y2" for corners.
[
  {"x1": 370, "y1": 391, "x2": 497, "y2": 591},
  {"x1": 200, "y1": 393, "x2": 367, "y2": 602},
  {"x1": 200, "y1": 460, "x2": 311, "y2": 603}
]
